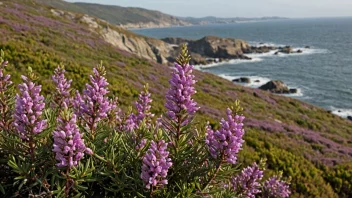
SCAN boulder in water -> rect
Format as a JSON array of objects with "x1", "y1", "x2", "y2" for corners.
[
  {"x1": 289, "y1": 88, "x2": 298, "y2": 94},
  {"x1": 296, "y1": 49, "x2": 303, "y2": 53},
  {"x1": 279, "y1": 46, "x2": 293, "y2": 54},
  {"x1": 347, "y1": 116, "x2": 352, "y2": 121},
  {"x1": 259, "y1": 80, "x2": 290, "y2": 93},
  {"x1": 233, "y1": 77, "x2": 251, "y2": 83},
  {"x1": 305, "y1": 46, "x2": 311, "y2": 49}
]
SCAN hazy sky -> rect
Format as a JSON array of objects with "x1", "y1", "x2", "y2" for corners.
[{"x1": 65, "y1": 0, "x2": 352, "y2": 18}]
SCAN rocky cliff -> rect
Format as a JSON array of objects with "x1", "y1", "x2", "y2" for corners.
[
  {"x1": 162, "y1": 36, "x2": 251, "y2": 65},
  {"x1": 51, "y1": 9, "x2": 255, "y2": 66}
]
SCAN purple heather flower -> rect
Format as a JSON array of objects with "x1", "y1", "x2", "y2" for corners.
[
  {"x1": 74, "y1": 67, "x2": 112, "y2": 130},
  {"x1": 53, "y1": 103, "x2": 92, "y2": 168},
  {"x1": 110, "y1": 98, "x2": 121, "y2": 121},
  {"x1": 52, "y1": 66, "x2": 72, "y2": 106},
  {"x1": 205, "y1": 108, "x2": 245, "y2": 164},
  {"x1": 165, "y1": 63, "x2": 199, "y2": 125},
  {"x1": 124, "y1": 113, "x2": 137, "y2": 132},
  {"x1": 0, "y1": 60, "x2": 12, "y2": 130},
  {"x1": 123, "y1": 88, "x2": 154, "y2": 132},
  {"x1": 14, "y1": 75, "x2": 47, "y2": 140},
  {"x1": 73, "y1": 91, "x2": 84, "y2": 116},
  {"x1": 141, "y1": 140, "x2": 172, "y2": 189},
  {"x1": 263, "y1": 176, "x2": 291, "y2": 198},
  {"x1": 231, "y1": 163, "x2": 263, "y2": 198},
  {"x1": 135, "y1": 89, "x2": 154, "y2": 125},
  {"x1": 136, "y1": 138, "x2": 147, "y2": 150},
  {"x1": 0, "y1": 59, "x2": 12, "y2": 93},
  {"x1": 1, "y1": 60, "x2": 8, "y2": 67}
]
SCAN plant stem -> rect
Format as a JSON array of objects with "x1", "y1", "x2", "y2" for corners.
[
  {"x1": 65, "y1": 168, "x2": 70, "y2": 198},
  {"x1": 202, "y1": 152, "x2": 225, "y2": 191},
  {"x1": 176, "y1": 115, "x2": 181, "y2": 141},
  {"x1": 149, "y1": 186, "x2": 154, "y2": 198}
]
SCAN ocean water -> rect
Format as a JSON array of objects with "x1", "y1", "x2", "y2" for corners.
[{"x1": 132, "y1": 18, "x2": 352, "y2": 118}]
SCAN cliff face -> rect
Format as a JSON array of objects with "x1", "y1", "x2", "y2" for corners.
[
  {"x1": 187, "y1": 36, "x2": 250, "y2": 58},
  {"x1": 52, "y1": 9, "x2": 173, "y2": 64},
  {"x1": 162, "y1": 36, "x2": 251, "y2": 64},
  {"x1": 51, "y1": 10, "x2": 253, "y2": 66}
]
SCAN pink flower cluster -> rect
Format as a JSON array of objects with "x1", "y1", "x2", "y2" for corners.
[
  {"x1": 53, "y1": 103, "x2": 92, "y2": 168},
  {"x1": 14, "y1": 76, "x2": 47, "y2": 140},
  {"x1": 165, "y1": 63, "x2": 199, "y2": 125},
  {"x1": 141, "y1": 140, "x2": 172, "y2": 189},
  {"x1": 73, "y1": 67, "x2": 112, "y2": 130},
  {"x1": 52, "y1": 66, "x2": 72, "y2": 106},
  {"x1": 263, "y1": 176, "x2": 291, "y2": 198},
  {"x1": 124, "y1": 88, "x2": 154, "y2": 131},
  {"x1": 205, "y1": 108, "x2": 245, "y2": 164},
  {"x1": 232, "y1": 163, "x2": 263, "y2": 198}
]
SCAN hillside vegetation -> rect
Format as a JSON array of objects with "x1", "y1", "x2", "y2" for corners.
[
  {"x1": 0, "y1": 0, "x2": 352, "y2": 197},
  {"x1": 37, "y1": 0, "x2": 191, "y2": 29}
]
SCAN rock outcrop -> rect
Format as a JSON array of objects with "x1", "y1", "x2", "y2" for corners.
[
  {"x1": 186, "y1": 36, "x2": 250, "y2": 59},
  {"x1": 52, "y1": 11, "x2": 174, "y2": 65},
  {"x1": 244, "y1": 45, "x2": 277, "y2": 54},
  {"x1": 347, "y1": 116, "x2": 352, "y2": 121},
  {"x1": 259, "y1": 80, "x2": 291, "y2": 94},
  {"x1": 233, "y1": 77, "x2": 251, "y2": 83},
  {"x1": 161, "y1": 37, "x2": 193, "y2": 45},
  {"x1": 279, "y1": 46, "x2": 293, "y2": 54}
]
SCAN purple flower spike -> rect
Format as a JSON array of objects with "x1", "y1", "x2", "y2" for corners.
[
  {"x1": 0, "y1": 58, "x2": 12, "y2": 130},
  {"x1": 165, "y1": 63, "x2": 199, "y2": 125},
  {"x1": 205, "y1": 108, "x2": 245, "y2": 164},
  {"x1": 141, "y1": 140, "x2": 172, "y2": 189},
  {"x1": 0, "y1": 57, "x2": 12, "y2": 93},
  {"x1": 124, "y1": 87, "x2": 154, "y2": 132},
  {"x1": 231, "y1": 163, "x2": 263, "y2": 198},
  {"x1": 14, "y1": 75, "x2": 47, "y2": 140},
  {"x1": 135, "y1": 88, "x2": 154, "y2": 125},
  {"x1": 53, "y1": 103, "x2": 91, "y2": 168},
  {"x1": 263, "y1": 176, "x2": 291, "y2": 198},
  {"x1": 74, "y1": 66, "x2": 112, "y2": 131},
  {"x1": 52, "y1": 66, "x2": 72, "y2": 106}
]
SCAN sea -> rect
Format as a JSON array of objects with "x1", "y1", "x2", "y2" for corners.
[{"x1": 132, "y1": 18, "x2": 352, "y2": 118}]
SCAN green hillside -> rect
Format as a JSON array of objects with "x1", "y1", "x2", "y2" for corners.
[
  {"x1": 37, "y1": 0, "x2": 190, "y2": 27},
  {"x1": 0, "y1": 0, "x2": 352, "y2": 197}
]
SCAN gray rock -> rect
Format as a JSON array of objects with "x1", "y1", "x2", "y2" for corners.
[
  {"x1": 259, "y1": 80, "x2": 290, "y2": 93},
  {"x1": 233, "y1": 77, "x2": 251, "y2": 83},
  {"x1": 289, "y1": 88, "x2": 298, "y2": 94},
  {"x1": 187, "y1": 36, "x2": 250, "y2": 59},
  {"x1": 279, "y1": 46, "x2": 293, "y2": 54}
]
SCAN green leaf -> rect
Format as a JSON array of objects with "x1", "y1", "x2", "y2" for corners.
[{"x1": 0, "y1": 184, "x2": 5, "y2": 195}]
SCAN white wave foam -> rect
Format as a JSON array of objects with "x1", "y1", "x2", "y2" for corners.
[
  {"x1": 219, "y1": 74, "x2": 271, "y2": 88},
  {"x1": 195, "y1": 57, "x2": 263, "y2": 69},
  {"x1": 249, "y1": 41, "x2": 284, "y2": 47},
  {"x1": 246, "y1": 47, "x2": 329, "y2": 59},
  {"x1": 330, "y1": 107, "x2": 352, "y2": 118},
  {"x1": 279, "y1": 48, "x2": 329, "y2": 57},
  {"x1": 283, "y1": 88, "x2": 303, "y2": 97},
  {"x1": 194, "y1": 43, "x2": 329, "y2": 70},
  {"x1": 219, "y1": 74, "x2": 304, "y2": 97}
]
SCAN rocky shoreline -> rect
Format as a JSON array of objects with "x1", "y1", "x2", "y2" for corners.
[
  {"x1": 161, "y1": 36, "x2": 310, "y2": 66},
  {"x1": 232, "y1": 78, "x2": 298, "y2": 94}
]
